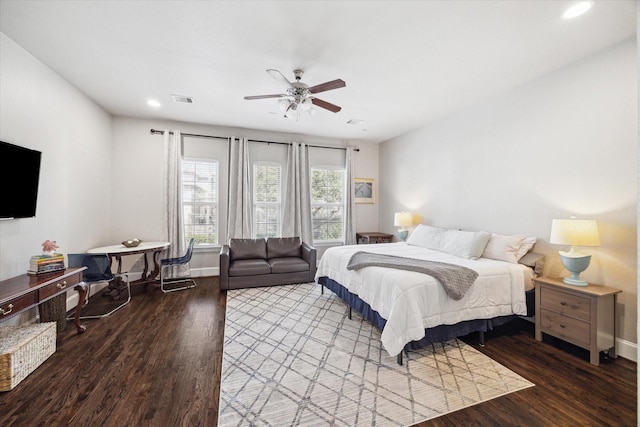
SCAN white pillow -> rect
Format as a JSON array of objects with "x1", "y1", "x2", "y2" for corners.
[
  {"x1": 482, "y1": 234, "x2": 526, "y2": 263},
  {"x1": 516, "y1": 236, "x2": 537, "y2": 260},
  {"x1": 407, "y1": 224, "x2": 491, "y2": 260}
]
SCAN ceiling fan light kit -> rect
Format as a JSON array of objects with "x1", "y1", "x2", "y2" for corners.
[{"x1": 245, "y1": 69, "x2": 345, "y2": 120}]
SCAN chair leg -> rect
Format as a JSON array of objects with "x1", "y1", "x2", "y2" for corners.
[
  {"x1": 67, "y1": 273, "x2": 131, "y2": 320},
  {"x1": 160, "y1": 264, "x2": 197, "y2": 293}
]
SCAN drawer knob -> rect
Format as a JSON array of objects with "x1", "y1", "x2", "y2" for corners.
[
  {"x1": 560, "y1": 301, "x2": 567, "y2": 306},
  {"x1": 0, "y1": 303, "x2": 14, "y2": 315},
  {"x1": 57, "y1": 280, "x2": 68, "y2": 289},
  {"x1": 560, "y1": 323, "x2": 566, "y2": 328}
]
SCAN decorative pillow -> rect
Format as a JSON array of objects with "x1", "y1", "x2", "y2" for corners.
[
  {"x1": 482, "y1": 234, "x2": 526, "y2": 263},
  {"x1": 516, "y1": 236, "x2": 537, "y2": 260},
  {"x1": 406, "y1": 224, "x2": 491, "y2": 260}
]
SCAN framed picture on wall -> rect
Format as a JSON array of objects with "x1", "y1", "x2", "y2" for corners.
[{"x1": 355, "y1": 178, "x2": 375, "y2": 204}]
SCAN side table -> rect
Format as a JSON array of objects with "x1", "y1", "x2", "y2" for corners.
[{"x1": 534, "y1": 276, "x2": 621, "y2": 366}]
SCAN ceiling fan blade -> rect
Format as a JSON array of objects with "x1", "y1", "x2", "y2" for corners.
[
  {"x1": 311, "y1": 97, "x2": 342, "y2": 113},
  {"x1": 308, "y1": 79, "x2": 346, "y2": 94},
  {"x1": 244, "y1": 94, "x2": 285, "y2": 100},
  {"x1": 267, "y1": 69, "x2": 293, "y2": 88}
]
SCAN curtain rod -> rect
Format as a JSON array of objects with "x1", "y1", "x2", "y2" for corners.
[{"x1": 150, "y1": 129, "x2": 358, "y2": 152}]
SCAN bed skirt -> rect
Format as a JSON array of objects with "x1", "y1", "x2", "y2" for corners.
[{"x1": 318, "y1": 276, "x2": 531, "y2": 354}]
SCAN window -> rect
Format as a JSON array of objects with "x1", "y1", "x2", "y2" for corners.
[
  {"x1": 182, "y1": 158, "x2": 218, "y2": 246},
  {"x1": 311, "y1": 167, "x2": 344, "y2": 242},
  {"x1": 253, "y1": 162, "x2": 282, "y2": 238}
]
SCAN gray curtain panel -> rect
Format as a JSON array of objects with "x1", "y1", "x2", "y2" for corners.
[
  {"x1": 344, "y1": 147, "x2": 357, "y2": 245},
  {"x1": 163, "y1": 130, "x2": 188, "y2": 276},
  {"x1": 282, "y1": 142, "x2": 313, "y2": 243},
  {"x1": 226, "y1": 137, "x2": 252, "y2": 240}
]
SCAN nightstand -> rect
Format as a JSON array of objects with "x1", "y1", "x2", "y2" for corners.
[
  {"x1": 534, "y1": 277, "x2": 621, "y2": 366},
  {"x1": 356, "y1": 232, "x2": 393, "y2": 244}
]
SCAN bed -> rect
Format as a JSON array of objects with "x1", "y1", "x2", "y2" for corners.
[{"x1": 315, "y1": 225, "x2": 543, "y2": 364}]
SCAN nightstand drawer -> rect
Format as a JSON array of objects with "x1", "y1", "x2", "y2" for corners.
[
  {"x1": 539, "y1": 308, "x2": 590, "y2": 347},
  {"x1": 540, "y1": 287, "x2": 590, "y2": 321}
]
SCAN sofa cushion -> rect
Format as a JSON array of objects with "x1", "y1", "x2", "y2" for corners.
[
  {"x1": 229, "y1": 259, "x2": 271, "y2": 276},
  {"x1": 269, "y1": 257, "x2": 309, "y2": 274},
  {"x1": 267, "y1": 237, "x2": 301, "y2": 259},
  {"x1": 229, "y1": 238, "x2": 267, "y2": 261}
]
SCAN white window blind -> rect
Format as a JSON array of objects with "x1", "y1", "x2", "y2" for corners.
[
  {"x1": 253, "y1": 162, "x2": 282, "y2": 238},
  {"x1": 311, "y1": 167, "x2": 344, "y2": 242},
  {"x1": 182, "y1": 158, "x2": 219, "y2": 246}
]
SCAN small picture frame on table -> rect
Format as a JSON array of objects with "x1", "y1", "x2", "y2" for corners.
[{"x1": 355, "y1": 178, "x2": 375, "y2": 204}]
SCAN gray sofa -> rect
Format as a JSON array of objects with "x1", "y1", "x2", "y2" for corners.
[{"x1": 219, "y1": 237, "x2": 316, "y2": 290}]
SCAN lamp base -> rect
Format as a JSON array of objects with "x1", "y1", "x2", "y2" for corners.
[
  {"x1": 562, "y1": 276, "x2": 589, "y2": 286},
  {"x1": 559, "y1": 253, "x2": 591, "y2": 287},
  {"x1": 397, "y1": 229, "x2": 408, "y2": 242}
]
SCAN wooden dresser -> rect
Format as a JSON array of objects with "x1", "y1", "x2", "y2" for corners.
[
  {"x1": 534, "y1": 276, "x2": 620, "y2": 366},
  {"x1": 0, "y1": 267, "x2": 87, "y2": 333}
]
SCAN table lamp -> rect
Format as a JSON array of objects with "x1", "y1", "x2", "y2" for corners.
[
  {"x1": 394, "y1": 212, "x2": 412, "y2": 241},
  {"x1": 549, "y1": 218, "x2": 600, "y2": 286}
]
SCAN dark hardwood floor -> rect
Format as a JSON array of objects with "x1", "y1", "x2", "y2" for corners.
[{"x1": 0, "y1": 277, "x2": 635, "y2": 426}]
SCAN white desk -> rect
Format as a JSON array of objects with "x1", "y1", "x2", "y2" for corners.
[{"x1": 87, "y1": 241, "x2": 170, "y2": 289}]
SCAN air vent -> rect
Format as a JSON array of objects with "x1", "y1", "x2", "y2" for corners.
[{"x1": 171, "y1": 94, "x2": 194, "y2": 104}]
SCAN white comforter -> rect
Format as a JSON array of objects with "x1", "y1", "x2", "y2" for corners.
[{"x1": 314, "y1": 242, "x2": 529, "y2": 356}]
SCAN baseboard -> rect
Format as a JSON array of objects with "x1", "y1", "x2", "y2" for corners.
[
  {"x1": 192, "y1": 267, "x2": 219, "y2": 277},
  {"x1": 616, "y1": 338, "x2": 637, "y2": 362}
]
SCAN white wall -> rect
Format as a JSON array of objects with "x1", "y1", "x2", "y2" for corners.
[
  {"x1": 0, "y1": 33, "x2": 113, "y2": 323},
  {"x1": 380, "y1": 39, "x2": 637, "y2": 353}
]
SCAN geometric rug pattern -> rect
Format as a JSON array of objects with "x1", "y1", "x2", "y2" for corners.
[{"x1": 218, "y1": 283, "x2": 534, "y2": 426}]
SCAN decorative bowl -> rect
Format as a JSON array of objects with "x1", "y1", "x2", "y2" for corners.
[{"x1": 122, "y1": 239, "x2": 142, "y2": 248}]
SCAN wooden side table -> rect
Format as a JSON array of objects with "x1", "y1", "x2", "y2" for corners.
[
  {"x1": 356, "y1": 232, "x2": 393, "y2": 244},
  {"x1": 534, "y1": 276, "x2": 621, "y2": 366}
]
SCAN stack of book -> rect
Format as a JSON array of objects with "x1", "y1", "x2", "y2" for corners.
[{"x1": 28, "y1": 254, "x2": 65, "y2": 275}]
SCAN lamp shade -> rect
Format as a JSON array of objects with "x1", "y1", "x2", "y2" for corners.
[
  {"x1": 394, "y1": 212, "x2": 412, "y2": 228},
  {"x1": 549, "y1": 219, "x2": 600, "y2": 247}
]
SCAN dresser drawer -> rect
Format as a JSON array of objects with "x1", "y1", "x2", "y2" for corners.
[
  {"x1": 540, "y1": 287, "x2": 590, "y2": 321},
  {"x1": 539, "y1": 308, "x2": 590, "y2": 347},
  {"x1": 39, "y1": 272, "x2": 83, "y2": 301},
  {"x1": 0, "y1": 293, "x2": 37, "y2": 320}
]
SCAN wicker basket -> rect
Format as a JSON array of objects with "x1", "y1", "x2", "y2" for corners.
[{"x1": 0, "y1": 322, "x2": 56, "y2": 391}]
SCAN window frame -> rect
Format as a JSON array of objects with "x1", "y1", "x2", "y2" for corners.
[
  {"x1": 310, "y1": 165, "x2": 345, "y2": 244},
  {"x1": 252, "y1": 161, "x2": 283, "y2": 239},
  {"x1": 181, "y1": 156, "x2": 219, "y2": 248}
]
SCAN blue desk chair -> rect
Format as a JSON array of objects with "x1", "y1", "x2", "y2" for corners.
[
  {"x1": 67, "y1": 253, "x2": 131, "y2": 319},
  {"x1": 160, "y1": 238, "x2": 197, "y2": 293}
]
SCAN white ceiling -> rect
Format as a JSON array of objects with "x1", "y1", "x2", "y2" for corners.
[{"x1": 0, "y1": 0, "x2": 636, "y2": 143}]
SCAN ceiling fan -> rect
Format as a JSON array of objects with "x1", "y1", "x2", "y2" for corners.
[{"x1": 244, "y1": 69, "x2": 346, "y2": 119}]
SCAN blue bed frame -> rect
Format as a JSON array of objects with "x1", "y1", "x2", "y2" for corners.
[{"x1": 318, "y1": 276, "x2": 533, "y2": 365}]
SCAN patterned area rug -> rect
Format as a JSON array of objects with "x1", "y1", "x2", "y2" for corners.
[{"x1": 218, "y1": 283, "x2": 534, "y2": 426}]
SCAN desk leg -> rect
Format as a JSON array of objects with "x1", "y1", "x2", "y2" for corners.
[
  {"x1": 102, "y1": 255, "x2": 128, "y2": 300},
  {"x1": 74, "y1": 283, "x2": 88, "y2": 334},
  {"x1": 150, "y1": 249, "x2": 162, "y2": 280}
]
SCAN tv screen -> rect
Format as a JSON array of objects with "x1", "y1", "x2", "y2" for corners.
[{"x1": 0, "y1": 141, "x2": 42, "y2": 219}]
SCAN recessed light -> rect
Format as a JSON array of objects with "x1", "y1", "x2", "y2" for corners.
[
  {"x1": 563, "y1": 1, "x2": 594, "y2": 19},
  {"x1": 347, "y1": 119, "x2": 364, "y2": 125},
  {"x1": 147, "y1": 99, "x2": 161, "y2": 108}
]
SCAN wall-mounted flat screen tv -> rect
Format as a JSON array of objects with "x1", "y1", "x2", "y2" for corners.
[{"x1": 0, "y1": 141, "x2": 42, "y2": 219}]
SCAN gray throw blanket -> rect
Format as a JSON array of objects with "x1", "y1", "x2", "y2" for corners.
[{"x1": 346, "y1": 251, "x2": 478, "y2": 300}]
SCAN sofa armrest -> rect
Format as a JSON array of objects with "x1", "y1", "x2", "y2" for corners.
[
  {"x1": 301, "y1": 242, "x2": 317, "y2": 282},
  {"x1": 219, "y1": 245, "x2": 230, "y2": 290}
]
